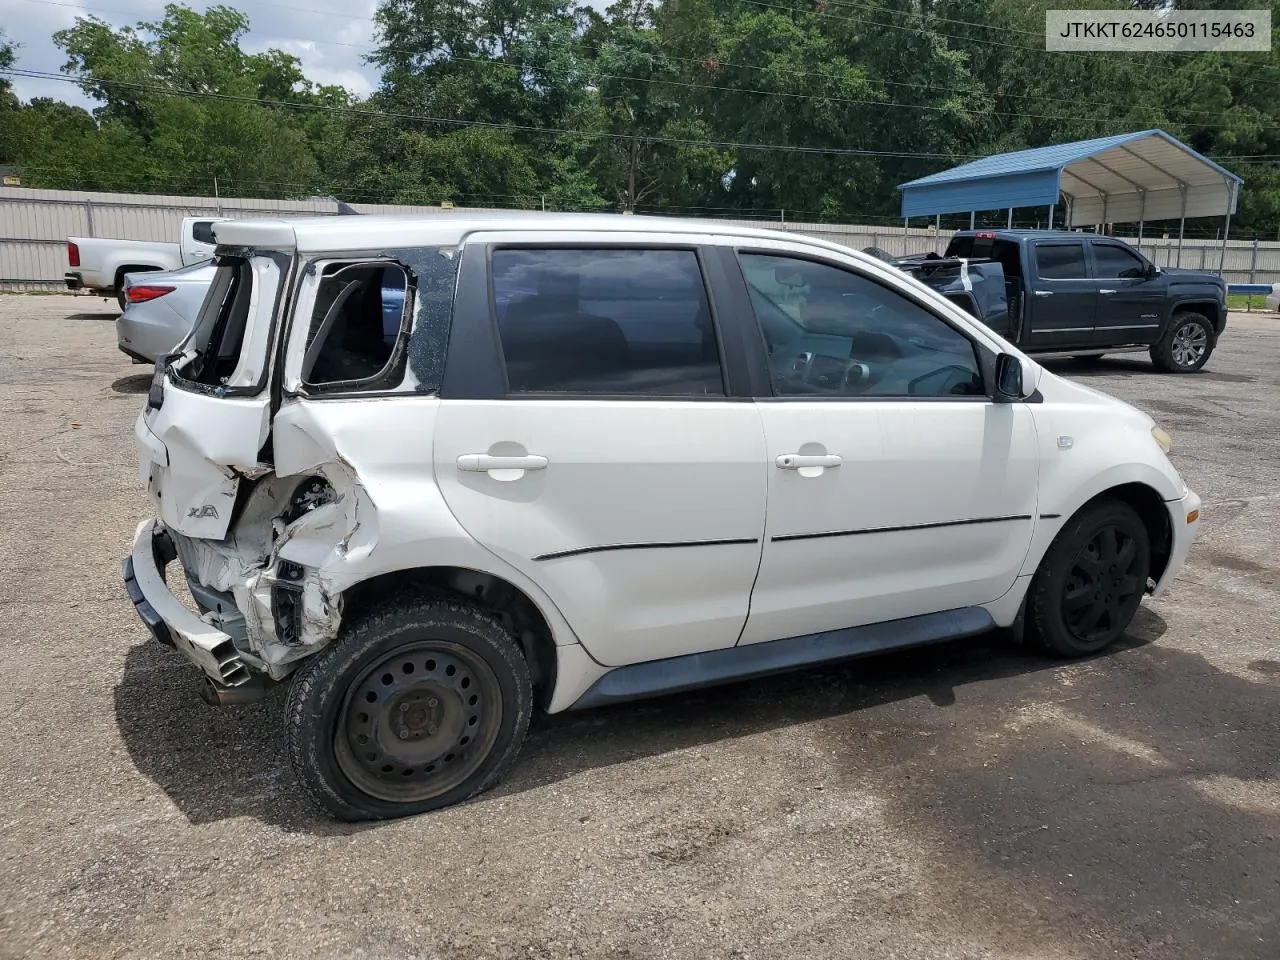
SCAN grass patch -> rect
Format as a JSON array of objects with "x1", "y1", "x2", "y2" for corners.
[{"x1": 1227, "y1": 293, "x2": 1270, "y2": 310}]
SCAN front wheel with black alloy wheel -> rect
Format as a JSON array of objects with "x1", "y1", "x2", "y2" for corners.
[
  {"x1": 1150, "y1": 312, "x2": 1214, "y2": 373},
  {"x1": 285, "y1": 596, "x2": 532, "y2": 821},
  {"x1": 1027, "y1": 498, "x2": 1151, "y2": 658}
]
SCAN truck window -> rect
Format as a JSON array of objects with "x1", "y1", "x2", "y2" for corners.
[
  {"x1": 1034, "y1": 242, "x2": 1088, "y2": 280},
  {"x1": 1092, "y1": 243, "x2": 1147, "y2": 279},
  {"x1": 191, "y1": 221, "x2": 217, "y2": 245},
  {"x1": 945, "y1": 235, "x2": 995, "y2": 259}
]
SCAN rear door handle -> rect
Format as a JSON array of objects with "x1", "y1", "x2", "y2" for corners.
[
  {"x1": 776, "y1": 454, "x2": 842, "y2": 469},
  {"x1": 1034, "y1": 290, "x2": 1054, "y2": 298},
  {"x1": 457, "y1": 454, "x2": 548, "y2": 472},
  {"x1": 1098, "y1": 288, "x2": 1117, "y2": 295}
]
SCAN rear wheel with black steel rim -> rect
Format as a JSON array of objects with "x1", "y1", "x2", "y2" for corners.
[
  {"x1": 1150, "y1": 312, "x2": 1214, "y2": 373},
  {"x1": 286, "y1": 596, "x2": 532, "y2": 821},
  {"x1": 1027, "y1": 498, "x2": 1151, "y2": 658}
]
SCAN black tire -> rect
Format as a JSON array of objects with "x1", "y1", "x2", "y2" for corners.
[
  {"x1": 1027, "y1": 499, "x2": 1151, "y2": 658},
  {"x1": 116, "y1": 288, "x2": 128, "y2": 311},
  {"x1": 1150, "y1": 311, "x2": 1214, "y2": 373},
  {"x1": 285, "y1": 595, "x2": 532, "y2": 821}
]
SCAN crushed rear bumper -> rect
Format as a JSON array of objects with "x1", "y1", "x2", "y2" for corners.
[{"x1": 122, "y1": 520, "x2": 252, "y2": 686}]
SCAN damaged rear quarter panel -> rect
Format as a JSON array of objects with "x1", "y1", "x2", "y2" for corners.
[{"x1": 265, "y1": 397, "x2": 583, "y2": 658}]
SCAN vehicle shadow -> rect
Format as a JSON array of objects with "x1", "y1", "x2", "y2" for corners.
[
  {"x1": 67, "y1": 310, "x2": 120, "y2": 320},
  {"x1": 114, "y1": 607, "x2": 1166, "y2": 835},
  {"x1": 111, "y1": 373, "x2": 151, "y2": 394}
]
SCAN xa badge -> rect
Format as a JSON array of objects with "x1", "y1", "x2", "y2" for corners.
[{"x1": 187, "y1": 504, "x2": 219, "y2": 519}]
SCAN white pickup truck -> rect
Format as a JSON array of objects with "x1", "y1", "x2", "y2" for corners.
[{"x1": 65, "y1": 216, "x2": 226, "y2": 308}]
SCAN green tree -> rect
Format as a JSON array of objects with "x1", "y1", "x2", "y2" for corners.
[
  {"x1": 19, "y1": 5, "x2": 324, "y2": 195},
  {"x1": 583, "y1": 0, "x2": 728, "y2": 211},
  {"x1": 367, "y1": 0, "x2": 605, "y2": 207}
]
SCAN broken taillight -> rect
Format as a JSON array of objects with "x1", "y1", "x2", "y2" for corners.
[
  {"x1": 127, "y1": 285, "x2": 177, "y2": 304},
  {"x1": 68, "y1": 241, "x2": 80, "y2": 268}
]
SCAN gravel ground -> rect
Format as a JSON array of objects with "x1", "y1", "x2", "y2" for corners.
[{"x1": 1, "y1": 294, "x2": 1277, "y2": 960}]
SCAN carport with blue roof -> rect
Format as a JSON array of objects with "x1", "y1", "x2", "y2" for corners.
[{"x1": 898, "y1": 130, "x2": 1242, "y2": 269}]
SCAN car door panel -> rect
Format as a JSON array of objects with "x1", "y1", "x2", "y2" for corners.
[
  {"x1": 430, "y1": 234, "x2": 769, "y2": 668},
  {"x1": 434, "y1": 400, "x2": 767, "y2": 666},
  {"x1": 741, "y1": 400, "x2": 1038, "y2": 644},
  {"x1": 729, "y1": 246, "x2": 1040, "y2": 647},
  {"x1": 1023, "y1": 240, "x2": 1096, "y2": 348},
  {"x1": 1089, "y1": 241, "x2": 1165, "y2": 344}
]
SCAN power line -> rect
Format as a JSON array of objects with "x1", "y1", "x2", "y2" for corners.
[
  {"x1": 1, "y1": 67, "x2": 985, "y2": 159},
  {"x1": 13, "y1": 0, "x2": 1273, "y2": 130}
]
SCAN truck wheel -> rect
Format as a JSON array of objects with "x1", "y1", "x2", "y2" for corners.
[
  {"x1": 1026, "y1": 498, "x2": 1151, "y2": 658},
  {"x1": 1150, "y1": 312, "x2": 1213, "y2": 372},
  {"x1": 285, "y1": 595, "x2": 532, "y2": 821}
]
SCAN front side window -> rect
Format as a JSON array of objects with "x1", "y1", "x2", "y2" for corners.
[
  {"x1": 1034, "y1": 242, "x2": 1088, "y2": 280},
  {"x1": 301, "y1": 262, "x2": 410, "y2": 388},
  {"x1": 1092, "y1": 243, "x2": 1147, "y2": 279},
  {"x1": 738, "y1": 253, "x2": 985, "y2": 399},
  {"x1": 491, "y1": 248, "x2": 724, "y2": 395}
]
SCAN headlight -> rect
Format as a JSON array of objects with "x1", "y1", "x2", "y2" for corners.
[{"x1": 1151, "y1": 426, "x2": 1173, "y2": 454}]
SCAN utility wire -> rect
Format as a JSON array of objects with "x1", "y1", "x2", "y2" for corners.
[
  {"x1": 12, "y1": 0, "x2": 1275, "y2": 128},
  {"x1": 1, "y1": 67, "x2": 984, "y2": 159}
]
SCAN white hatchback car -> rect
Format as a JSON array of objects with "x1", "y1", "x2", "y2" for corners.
[{"x1": 124, "y1": 213, "x2": 1201, "y2": 820}]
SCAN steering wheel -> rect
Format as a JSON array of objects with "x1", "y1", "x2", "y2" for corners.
[{"x1": 780, "y1": 352, "x2": 874, "y2": 394}]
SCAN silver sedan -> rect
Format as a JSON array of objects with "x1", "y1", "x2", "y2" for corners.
[{"x1": 116, "y1": 261, "x2": 216, "y2": 363}]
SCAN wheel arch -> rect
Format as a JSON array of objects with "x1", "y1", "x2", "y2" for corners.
[
  {"x1": 113, "y1": 262, "x2": 165, "y2": 291},
  {"x1": 1172, "y1": 299, "x2": 1224, "y2": 334},
  {"x1": 1031, "y1": 481, "x2": 1174, "y2": 587},
  {"x1": 339, "y1": 565, "x2": 562, "y2": 710}
]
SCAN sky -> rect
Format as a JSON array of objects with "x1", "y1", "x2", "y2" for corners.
[{"x1": 2, "y1": 0, "x2": 386, "y2": 107}]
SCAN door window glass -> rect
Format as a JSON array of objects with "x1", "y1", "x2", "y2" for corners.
[
  {"x1": 1034, "y1": 242, "x2": 1088, "y2": 279},
  {"x1": 1092, "y1": 243, "x2": 1147, "y2": 279},
  {"x1": 738, "y1": 253, "x2": 984, "y2": 398},
  {"x1": 491, "y1": 248, "x2": 724, "y2": 395}
]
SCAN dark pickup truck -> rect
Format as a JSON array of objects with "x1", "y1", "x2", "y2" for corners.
[{"x1": 879, "y1": 229, "x2": 1228, "y2": 373}]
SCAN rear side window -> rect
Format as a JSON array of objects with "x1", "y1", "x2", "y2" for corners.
[
  {"x1": 1034, "y1": 242, "x2": 1087, "y2": 280},
  {"x1": 302, "y1": 262, "x2": 409, "y2": 389},
  {"x1": 491, "y1": 248, "x2": 724, "y2": 396},
  {"x1": 191, "y1": 220, "x2": 217, "y2": 245}
]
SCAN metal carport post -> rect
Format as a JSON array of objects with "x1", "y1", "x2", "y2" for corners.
[{"x1": 1220, "y1": 177, "x2": 1237, "y2": 274}]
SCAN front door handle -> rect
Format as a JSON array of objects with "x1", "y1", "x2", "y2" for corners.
[
  {"x1": 457, "y1": 454, "x2": 549, "y2": 473},
  {"x1": 776, "y1": 454, "x2": 842, "y2": 470},
  {"x1": 1034, "y1": 290, "x2": 1054, "y2": 298},
  {"x1": 1098, "y1": 288, "x2": 1117, "y2": 295}
]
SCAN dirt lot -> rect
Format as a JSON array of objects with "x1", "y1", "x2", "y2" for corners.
[{"x1": 1, "y1": 294, "x2": 1278, "y2": 960}]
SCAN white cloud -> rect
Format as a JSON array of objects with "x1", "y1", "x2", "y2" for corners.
[
  {"x1": 3, "y1": 0, "x2": 616, "y2": 107},
  {"x1": 2, "y1": 0, "x2": 383, "y2": 106}
]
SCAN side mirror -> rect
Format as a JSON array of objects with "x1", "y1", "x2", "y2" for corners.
[
  {"x1": 1146, "y1": 262, "x2": 1161, "y2": 279},
  {"x1": 993, "y1": 352, "x2": 1025, "y2": 402}
]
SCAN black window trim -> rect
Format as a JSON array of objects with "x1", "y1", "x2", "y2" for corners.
[
  {"x1": 730, "y1": 245, "x2": 995, "y2": 403},
  {"x1": 482, "y1": 241, "x2": 741, "y2": 402},
  {"x1": 1032, "y1": 240, "x2": 1091, "y2": 282}
]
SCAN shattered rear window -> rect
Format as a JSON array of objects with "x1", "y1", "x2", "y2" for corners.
[{"x1": 399, "y1": 247, "x2": 460, "y2": 393}]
